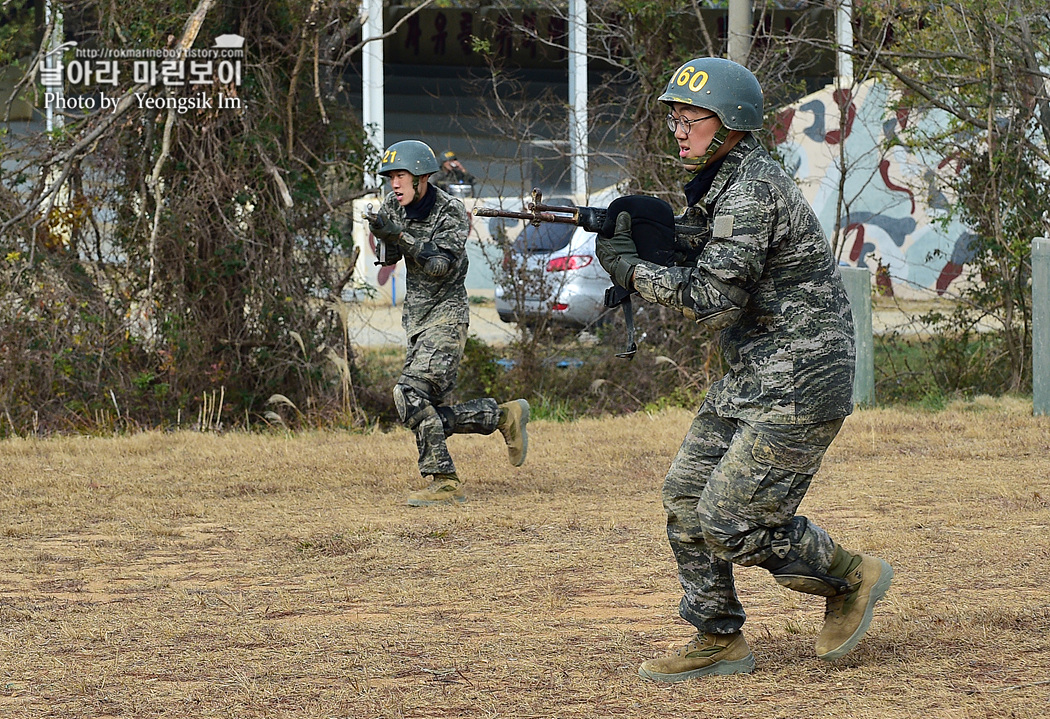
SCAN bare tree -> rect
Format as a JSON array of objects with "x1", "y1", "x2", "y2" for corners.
[{"x1": 0, "y1": 0, "x2": 379, "y2": 432}]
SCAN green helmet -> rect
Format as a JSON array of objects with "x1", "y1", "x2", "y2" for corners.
[
  {"x1": 659, "y1": 57, "x2": 763, "y2": 131},
  {"x1": 379, "y1": 140, "x2": 440, "y2": 177}
]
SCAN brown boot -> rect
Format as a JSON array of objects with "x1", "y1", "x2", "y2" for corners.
[
  {"x1": 497, "y1": 399, "x2": 529, "y2": 467},
  {"x1": 816, "y1": 547, "x2": 894, "y2": 661},
  {"x1": 638, "y1": 632, "x2": 755, "y2": 683},
  {"x1": 406, "y1": 473, "x2": 465, "y2": 507}
]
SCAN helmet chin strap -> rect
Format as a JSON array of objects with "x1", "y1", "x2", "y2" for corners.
[
  {"x1": 682, "y1": 125, "x2": 731, "y2": 172},
  {"x1": 406, "y1": 174, "x2": 426, "y2": 203}
]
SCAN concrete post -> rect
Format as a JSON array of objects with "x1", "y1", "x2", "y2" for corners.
[
  {"x1": 1033, "y1": 237, "x2": 1050, "y2": 415},
  {"x1": 568, "y1": 0, "x2": 588, "y2": 200},
  {"x1": 841, "y1": 266, "x2": 875, "y2": 407},
  {"x1": 836, "y1": 0, "x2": 854, "y2": 87},
  {"x1": 361, "y1": 0, "x2": 384, "y2": 190}
]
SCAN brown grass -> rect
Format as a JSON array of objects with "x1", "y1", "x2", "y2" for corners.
[{"x1": 2, "y1": 398, "x2": 1049, "y2": 718}]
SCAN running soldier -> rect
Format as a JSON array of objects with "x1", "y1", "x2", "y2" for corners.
[
  {"x1": 369, "y1": 140, "x2": 529, "y2": 506},
  {"x1": 595, "y1": 58, "x2": 894, "y2": 681}
]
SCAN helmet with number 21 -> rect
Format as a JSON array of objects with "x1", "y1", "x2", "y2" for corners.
[{"x1": 379, "y1": 140, "x2": 440, "y2": 178}]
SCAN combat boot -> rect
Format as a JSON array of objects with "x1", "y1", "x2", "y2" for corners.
[
  {"x1": 638, "y1": 631, "x2": 755, "y2": 683},
  {"x1": 497, "y1": 399, "x2": 530, "y2": 467},
  {"x1": 406, "y1": 473, "x2": 465, "y2": 507},
  {"x1": 816, "y1": 546, "x2": 894, "y2": 661}
]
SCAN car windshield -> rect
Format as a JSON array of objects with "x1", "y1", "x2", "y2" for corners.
[{"x1": 513, "y1": 223, "x2": 575, "y2": 255}]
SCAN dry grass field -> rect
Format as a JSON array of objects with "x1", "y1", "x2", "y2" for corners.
[{"x1": 2, "y1": 398, "x2": 1049, "y2": 718}]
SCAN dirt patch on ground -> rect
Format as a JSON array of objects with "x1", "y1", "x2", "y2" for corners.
[{"x1": 1, "y1": 400, "x2": 1049, "y2": 718}]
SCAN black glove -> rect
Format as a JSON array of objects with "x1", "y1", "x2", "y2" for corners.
[
  {"x1": 415, "y1": 242, "x2": 455, "y2": 278},
  {"x1": 595, "y1": 211, "x2": 642, "y2": 289},
  {"x1": 373, "y1": 239, "x2": 402, "y2": 267},
  {"x1": 369, "y1": 211, "x2": 403, "y2": 243},
  {"x1": 423, "y1": 255, "x2": 452, "y2": 277}
]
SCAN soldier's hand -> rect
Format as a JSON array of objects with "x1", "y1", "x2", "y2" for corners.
[
  {"x1": 423, "y1": 255, "x2": 452, "y2": 277},
  {"x1": 373, "y1": 239, "x2": 402, "y2": 267},
  {"x1": 369, "y1": 211, "x2": 403, "y2": 243},
  {"x1": 416, "y1": 243, "x2": 455, "y2": 278},
  {"x1": 596, "y1": 212, "x2": 642, "y2": 289}
]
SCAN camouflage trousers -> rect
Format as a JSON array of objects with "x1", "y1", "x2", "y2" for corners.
[
  {"x1": 395, "y1": 323, "x2": 500, "y2": 477},
  {"x1": 663, "y1": 397, "x2": 845, "y2": 634}
]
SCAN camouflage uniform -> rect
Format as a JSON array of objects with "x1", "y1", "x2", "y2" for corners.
[
  {"x1": 380, "y1": 186, "x2": 502, "y2": 477},
  {"x1": 432, "y1": 165, "x2": 477, "y2": 193},
  {"x1": 632, "y1": 135, "x2": 856, "y2": 635}
]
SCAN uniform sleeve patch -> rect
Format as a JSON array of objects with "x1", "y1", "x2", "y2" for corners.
[{"x1": 713, "y1": 215, "x2": 734, "y2": 237}]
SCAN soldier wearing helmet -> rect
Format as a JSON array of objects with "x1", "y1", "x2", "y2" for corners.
[
  {"x1": 595, "y1": 59, "x2": 893, "y2": 682},
  {"x1": 369, "y1": 140, "x2": 529, "y2": 506},
  {"x1": 431, "y1": 149, "x2": 477, "y2": 195}
]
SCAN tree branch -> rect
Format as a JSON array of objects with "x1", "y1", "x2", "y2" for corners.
[
  {"x1": 332, "y1": 0, "x2": 437, "y2": 68},
  {"x1": 145, "y1": 0, "x2": 217, "y2": 296},
  {"x1": 1, "y1": 0, "x2": 218, "y2": 237}
]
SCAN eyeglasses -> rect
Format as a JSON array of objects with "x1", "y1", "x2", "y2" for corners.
[{"x1": 666, "y1": 112, "x2": 719, "y2": 133}]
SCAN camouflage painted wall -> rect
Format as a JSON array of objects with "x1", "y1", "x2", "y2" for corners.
[{"x1": 775, "y1": 79, "x2": 976, "y2": 299}]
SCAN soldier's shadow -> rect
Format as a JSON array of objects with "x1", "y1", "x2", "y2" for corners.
[{"x1": 751, "y1": 628, "x2": 898, "y2": 675}]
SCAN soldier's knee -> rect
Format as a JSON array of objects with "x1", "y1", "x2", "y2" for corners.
[
  {"x1": 700, "y1": 526, "x2": 746, "y2": 562},
  {"x1": 696, "y1": 489, "x2": 738, "y2": 527},
  {"x1": 393, "y1": 382, "x2": 436, "y2": 430},
  {"x1": 696, "y1": 502, "x2": 751, "y2": 561}
]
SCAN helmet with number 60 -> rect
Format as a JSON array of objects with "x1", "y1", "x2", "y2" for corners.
[
  {"x1": 659, "y1": 57, "x2": 763, "y2": 131},
  {"x1": 379, "y1": 140, "x2": 440, "y2": 177}
]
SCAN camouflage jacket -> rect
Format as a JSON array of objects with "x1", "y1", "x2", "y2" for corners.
[
  {"x1": 379, "y1": 186, "x2": 471, "y2": 338},
  {"x1": 633, "y1": 135, "x2": 855, "y2": 424},
  {"x1": 432, "y1": 167, "x2": 477, "y2": 191}
]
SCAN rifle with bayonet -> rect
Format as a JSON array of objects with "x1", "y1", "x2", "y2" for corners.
[{"x1": 474, "y1": 188, "x2": 706, "y2": 358}]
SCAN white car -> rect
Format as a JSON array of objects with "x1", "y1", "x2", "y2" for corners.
[{"x1": 494, "y1": 222, "x2": 614, "y2": 328}]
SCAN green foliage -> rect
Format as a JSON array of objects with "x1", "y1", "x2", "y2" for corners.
[
  {"x1": 642, "y1": 384, "x2": 706, "y2": 414},
  {"x1": 350, "y1": 346, "x2": 401, "y2": 427},
  {"x1": 453, "y1": 307, "x2": 722, "y2": 422},
  {"x1": 874, "y1": 329, "x2": 1019, "y2": 409},
  {"x1": 353, "y1": 325, "x2": 715, "y2": 429},
  {"x1": 0, "y1": 0, "x2": 36, "y2": 65},
  {"x1": 525, "y1": 394, "x2": 575, "y2": 422},
  {"x1": 459, "y1": 334, "x2": 504, "y2": 399}
]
